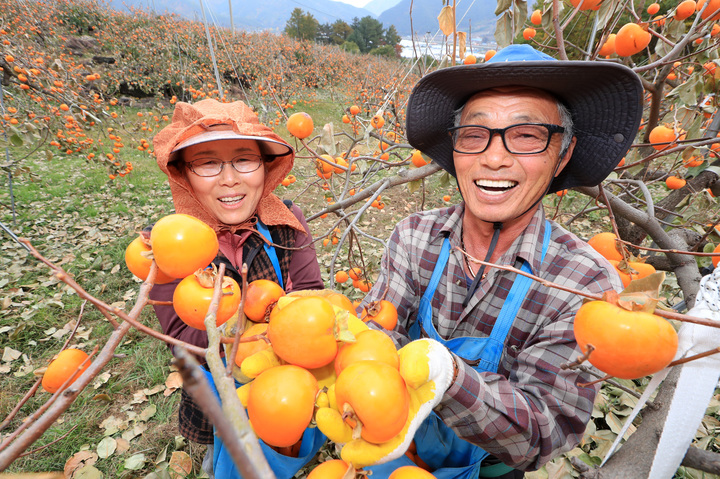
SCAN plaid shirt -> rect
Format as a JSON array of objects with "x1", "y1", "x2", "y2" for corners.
[{"x1": 363, "y1": 203, "x2": 622, "y2": 471}]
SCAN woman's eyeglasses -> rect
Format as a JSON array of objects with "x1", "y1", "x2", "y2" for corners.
[{"x1": 186, "y1": 155, "x2": 263, "y2": 177}]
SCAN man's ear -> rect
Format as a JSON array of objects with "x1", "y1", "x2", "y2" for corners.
[{"x1": 555, "y1": 137, "x2": 577, "y2": 178}]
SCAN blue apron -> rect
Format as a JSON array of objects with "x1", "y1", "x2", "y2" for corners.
[
  {"x1": 205, "y1": 221, "x2": 326, "y2": 478},
  {"x1": 366, "y1": 221, "x2": 551, "y2": 479}
]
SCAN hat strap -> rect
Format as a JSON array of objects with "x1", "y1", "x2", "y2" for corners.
[{"x1": 462, "y1": 222, "x2": 503, "y2": 308}]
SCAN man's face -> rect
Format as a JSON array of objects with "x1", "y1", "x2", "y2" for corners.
[{"x1": 453, "y1": 87, "x2": 575, "y2": 227}]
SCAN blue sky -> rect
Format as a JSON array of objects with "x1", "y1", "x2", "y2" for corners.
[{"x1": 336, "y1": 0, "x2": 371, "y2": 5}]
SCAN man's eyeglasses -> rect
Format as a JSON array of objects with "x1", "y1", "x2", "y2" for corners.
[
  {"x1": 186, "y1": 155, "x2": 263, "y2": 177},
  {"x1": 448, "y1": 123, "x2": 565, "y2": 155}
]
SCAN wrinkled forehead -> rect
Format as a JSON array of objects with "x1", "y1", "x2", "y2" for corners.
[
  {"x1": 459, "y1": 86, "x2": 564, "y2": 123},
  {"x1": 466, "y1": 85, "x2": 561, "y2": 103}
]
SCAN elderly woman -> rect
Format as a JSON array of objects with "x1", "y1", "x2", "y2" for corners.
[{"x1": 149, "y1": 99, "x2": 325, "y2": 478}]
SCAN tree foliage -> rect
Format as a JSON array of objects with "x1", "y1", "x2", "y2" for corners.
[
  {"x1": 348, "y1": 16, "x2": 387, "y2": 53},
  {"x1": 284, "y1": 7, "x2": 319, "y2": 41}
]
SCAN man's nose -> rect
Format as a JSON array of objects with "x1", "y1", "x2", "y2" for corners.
[{"x1": 481, "y1": 133, "x2": 513, "y2": 167}]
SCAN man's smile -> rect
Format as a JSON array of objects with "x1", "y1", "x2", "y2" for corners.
[{"x1": 474, "y1": 179, "x2": 518, "y2": 195}]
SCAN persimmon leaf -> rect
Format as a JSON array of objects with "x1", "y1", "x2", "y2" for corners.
[{"x1": 438, "y1": 6, "x2": 455, "y2": 36}]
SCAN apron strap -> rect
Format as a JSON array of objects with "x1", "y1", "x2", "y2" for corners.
[
  {"x1": 256, "y1": 221, "x2": 284, "y2": 290},
  {"x1": 409, "y1": 235, "x2": 452, "y2": 341},
  {"x1": 481, "y1": 221, "x2": 552, "y2": 370}
]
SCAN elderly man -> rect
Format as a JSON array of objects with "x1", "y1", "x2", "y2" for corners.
[{"x1": 360, "y1": 44, "x2": 643, "y2": 478}]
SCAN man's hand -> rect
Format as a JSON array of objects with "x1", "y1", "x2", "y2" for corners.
[{"x1": 315, "y1": 338, "x2": 455, "y2": 468}]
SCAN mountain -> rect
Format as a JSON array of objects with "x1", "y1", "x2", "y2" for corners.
[
  {"x1": 109, "y1": 0, "x2": 497, "y2": 38},
  {"x1": 110, "y1": 0, "x2": 374, "y2": 32},
  {"x1": 379, "y1": 0, "x2": 497, "y2": 38},
  {"x1": 363, "y1": 0, "x2": 402, "y2": 16}
]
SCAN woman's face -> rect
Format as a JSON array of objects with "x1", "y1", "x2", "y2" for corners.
[{"x1": 183, "y1": 138, "x2": 266, "y2": 225}]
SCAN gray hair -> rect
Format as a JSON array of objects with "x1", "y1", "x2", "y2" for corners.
[{"x1": 452, "y1": 99, "x2": 574, "y2": 157}]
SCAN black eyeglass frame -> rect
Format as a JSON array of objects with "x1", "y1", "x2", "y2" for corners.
[
  {"x1": 447, "y1": 123, "x2": 566, "y2": 155},
  {"x1": 186, "y1": 155, "x2": 265, "y2": 177}
]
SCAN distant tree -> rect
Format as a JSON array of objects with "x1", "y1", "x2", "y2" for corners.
[
  {"x1": 316, "y1": 22, "x2": 333, "y2": 44},
  {"x1": 347, "y1": 16, "x2": 385, "y2": 53},
  {"x1": 369, "y1": 45, "x2": 397, "y2": 57},
  {"x1": 384, "y1": 24, "x2": 401, "y2": 47},
  {"x1": 330, "y1": 19, "x2": 353, "y2": 45},
  {"x1": 341, "y1": 41, "x2": 360, "y2": 54},
  {"x1": 284, "y1": 8, "x2": 319, "y2": 41}
]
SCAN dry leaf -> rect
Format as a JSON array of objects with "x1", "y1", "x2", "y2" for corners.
[
  {"x1": 437, "y1": 6, "x2": 455, "y2": 36},
  {"x1": 73, "y1": 465, "x2": 103, "y2": 479},
  {"x1": 115, "y1": 437, "x2": 130, "y2": 454},
  {"x1": 124, "y1": 453, "x2": 146, "y2": 470},
  {"x1": 96, "y1": 436, "x2": 117, "y2": 459},
  {"x1": 169, "y1": 451, "x2": 193, "y2": 478},
  {"x1": 143, "y1": 384, "x2": 165, "y2": 396},
  {"x1": 457, "y1": 31, "x2": 466, "y2": 59},
  {"x1": 64, "y1": 451, "x2": 98, "y2": 478},
  {"x1": 130, "y1": 390, "x2": 148, "y2": 404},
  {"x1": 93, "y1": 371, "x2": 112, "y2": 389},
  {"x1": 165, "y1": 371, "x2": 183, "y2": 389},
  {"x1": 138, "y1": 404, "x2": 157, "y2": 422},
  {"x1": 3, "y1": 346, "x2": 22, "y2": 362}
]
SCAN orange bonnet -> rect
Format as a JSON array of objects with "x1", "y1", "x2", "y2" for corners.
[{"x1": 153, "y1": 99, "x2": 304, "y2": 233}]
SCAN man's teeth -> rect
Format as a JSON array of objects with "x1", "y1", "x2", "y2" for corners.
[
  {"x1": 474, "y1": 179, "x2": 516, "y2": 194},
  {"x1": 219, "y1": 196, "x2": 244, "y2": 204}
]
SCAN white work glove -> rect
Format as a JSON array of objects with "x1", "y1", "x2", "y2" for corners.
[
  {"x1": 315, "y1": 338, "x2": 455, "y2": 468},
  {"x1": 648, "y1": 267, "x2": 720, "y2": 478}
]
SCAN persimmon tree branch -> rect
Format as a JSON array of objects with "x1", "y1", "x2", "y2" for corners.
[
  {"x1": 307, "y1": 162, "x2": 442, "y2": 221},
  {"x1": 456, "y1": 247, "x2": 717, "y2": 328},
  {"x1": 577, "y1": 185, "x2": 702, "y2": 307},
  {"x1": 199, "y1": 263, "x2": 274, "y2": 479}
]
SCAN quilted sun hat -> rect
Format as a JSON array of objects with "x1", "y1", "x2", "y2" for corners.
[{"x1": 406, "y1": 44, "x2": 644, "y2": 193}]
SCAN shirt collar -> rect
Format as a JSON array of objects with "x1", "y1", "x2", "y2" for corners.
[
  {"x1": 505, "y1": 206, "x2": 549, "y2": 274},
  {"x1": 436, "y1": 203, "x2": 550, "y2": 273},
  {"x1": 436, "y1": 203, "x2": 465, "y2": 245}
]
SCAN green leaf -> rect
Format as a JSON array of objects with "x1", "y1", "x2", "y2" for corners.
[
  {"x1": 596, "y1": 0, "x2": 616, "y2": 30},
  {"x1": 407, "y1": 178, "x2": 422, "y2": 194},
  {"x1": 438, "y1": 170, "x2": 452, "y2": 187},
  {"x1": 666, "y1": 17, "x2": 687, "y2": 39},
  {"x1": 9, "y1": 134, "x2": 23, "y2": 147}
]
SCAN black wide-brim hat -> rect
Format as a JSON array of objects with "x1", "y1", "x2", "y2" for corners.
[{"x1": 406, "y1": 45, "x2": 644, "y2": 193}]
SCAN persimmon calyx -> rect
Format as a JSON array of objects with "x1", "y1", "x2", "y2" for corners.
[
  {"x1": 341, "y1": 402, "x2": 364, "y2": 440},
  {"x1": 139, "y1": 249, "x2": 154, "y2": 260},
  {"x1": 365, "y1": 300, "x2": 381, "y2": 317},
  {"x1": 194, "y1": 265, "x2": 234, "y2": 289},
  {"x1": 598, "y1": 272, "x2": 666, "y2": 314}
]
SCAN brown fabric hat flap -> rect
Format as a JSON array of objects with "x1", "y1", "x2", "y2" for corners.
[{"x1": 154, "y1": 99, "x2": 303, "y2": 233}]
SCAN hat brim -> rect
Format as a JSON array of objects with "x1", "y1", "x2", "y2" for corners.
[
  {"x1": 406, "y1": 61, "x2": 644, "y2": 192},
  {"x1": 171, "y1": 129, "x2": 293, "y2": 158}
]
